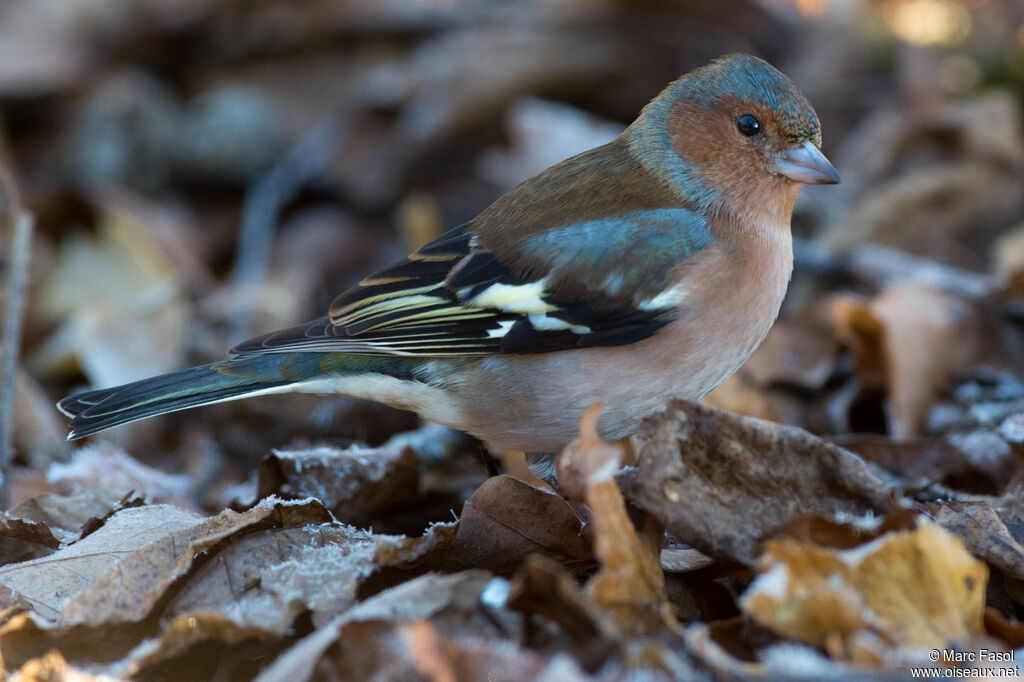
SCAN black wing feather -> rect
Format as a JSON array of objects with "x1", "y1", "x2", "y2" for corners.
[{"x1": 231, "y1": 222, "x2": 674, "y2": 358}]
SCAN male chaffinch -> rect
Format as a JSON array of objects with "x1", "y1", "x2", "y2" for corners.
[{"x1": 60, "y1": 54, "x2": 839, "y2": 452}]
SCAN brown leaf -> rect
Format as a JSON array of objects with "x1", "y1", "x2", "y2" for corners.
[
  {"x1": 350, "y1": 522, "x2": 464, "y2": 606},
  {"x1": 984, "y1": 607, "x2": 1024, "y2": 649},
  {"x1": 743, "y1": 307, "x2": 841, "y2": 391},
  {"x1": 0, "y1": 498, "x2": 333, "y2": 671},
  {"x1": 373, "y1": 520, "x2": 458, "y2": 568},
  {"x1": 768, "y1": 508, "x2": 919, "y2": 550},
  {"x1": 45, "y1": 443, "x2": 194, "y2": 509},
  {"x1": 660, "y1": 547, "x2": 715, "y2": 573},
  {"x1": 11, "y1": 368, "x2": 67, "y2": 471},
  {"x1": 0, "y1": 504, "x2": 204, "y2": 624},
  {"x1": 621, "y1": 400, "x2": 894, "y2": 566},
  {"x1": 318, "y1": 618, "x2": 588, "y2": 682},
  {"x1": 12, "y1": 649, "x2": 128, "y2": 682},
  {"x1": 831, "y1": 295, "x2": 887, "y2": 391},
  {"x1": 258, "y1": 442, "x2": 419, "y2": 523},
  {"x1": 81, "y1": 184, "x2": 215, "y2": 298},
  {"x1": 163, "y1": 524, "x2": 377, "y2": 633},
  {"x1": 0, "y1": 516, "x2": 60, "y2": 566},
  {"x1": 106, "y1": 612, "x2": 285, "y2": 682},
  {"x1": 832, "y1": 284, "x2": 1003, "y2": 439},
  {"x1": 453, "y1": 475, "x2": 591, "y2": 575},
  {"x1": 687, "y1": 617, "x2": 896, "y2": 679},
  {"x1": 683, "y1": 618, "x2": 784, "y2": 679},
  {"x1": 873, "y1": 284, "x2": 997, "y2": 439},
  {"x1": 252, "y1": 615, "x2": 344, "y2": 682},
  {"x1": 576, "y1": 406, "x2": 676, "y2": 636},
  {"x1": 994, "y1": 223, "x2": 1024, "y2": 297},
  {"x1": 10, "y1": 486, "x2": 138, "y2": 545},
  {"x1": 556, "y1": 402, "x2": 627, "y2": 501},
  {"x1": 255, "y1": 571, "x2": 515, "y2": 682},
  {"x1": 830, "y1": 435, "x2": 1002, "y2": 493},
  {"x1": 701, "y1": 373, "x2": 780, "y2": 422},
  {"x1": 742, "y1": 519, "x2": 988, "y2": 655},
  {"x1": 823, "y1": 91, "x2": 1024, "y2": 268},
  {"x1": 30, "y1": 213, "x2": 190, "y2": 390},
  {"x1": 507, "y1": 554, "x2": 614, "y2": 670},
  {"x1": 920, "y1": 500, "x2": 1024, "y2": 580}
]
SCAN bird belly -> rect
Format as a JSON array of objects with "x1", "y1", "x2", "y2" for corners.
[{"x1": 448, "y1": 321, "x2": 768, "y2": 452}]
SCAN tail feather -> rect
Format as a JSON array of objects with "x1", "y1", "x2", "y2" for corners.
[{"x1": 59, "y1": 357, "x2": 305, "y2": 439}]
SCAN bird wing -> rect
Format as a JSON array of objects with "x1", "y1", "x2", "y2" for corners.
[{"x1": 230, "y1": 207, "x2": 712, "y2": 358}]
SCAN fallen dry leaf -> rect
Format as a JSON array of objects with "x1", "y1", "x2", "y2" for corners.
[
  {"x1": 823, "y1": 90, "x2": 1024, "y2": 268},
  {"x1": 556, "y1": 402, "x2": 626, "y2": 501},
  {"x1": 919, "y1": 500, "x2": 1024, "y2": 580},
  {"x1": 255, "y1": 570, "x2": 519, "y2": 682},
  {"x1": 995, "y1": 223, "x2": 1024, "y2": 297},
  {"x1": 8, "y1": 486, "x2": 133, "y2": 546},
  {"x1": 621, "y1": 400, "x2": 894, "y2": 565},
  {"x1": 831, "y1": 294, "x2": 887, "y2": 393},
  {"x1": 742, "y1": 306, "x2": 841, "y2": 391},
  {"x1": 869, "y1": 284, "x2": 994, "y2": 439},
  {"x1": 371, "y1": 520, "x2": 457, "y2": 568},
  {"x1": 30, "y1": 209, "x2": 191, "y2": 389},
  {"x1": 570, "y1": 405, "x2": 677, "y2": 636},
  {"x1": 162, "y1": 524, "x2": 378, "y2": 633},
  {"x1": 832, "y1": 283, "x2": 1005, "y2": 439},
  {"x1": 11, "y1": 368, "x2": 67, "y2": 471},
  {"x1": 742, "y1": 518, "x2": 988, "y2": 657},
  {"x1": 12, "y1": 649, "x2": 127, "y2": 682},
  {"x1": 767, "y1": 509, "x2": 919, "y2": 549},
  {"x1": 0, "y1": 504, "x2": 205, "y2": 625},
  {"x1": 46, "y1": 442, "x2": 194, "y2": 509},
  {"x1": 683, "y1": 618, "x2": 784, "y2": 679},
  {"x1": 345, "y1": 522, "x2": 463, "y2": 608},
  {"x1": 316, "y1": 618, "x2": 588, "y2": 682},
  {"x1": 701, "y1": 373, "x2": 780, "y2": 422},
  {"x1": 984, "y1": 607, "x2": 1024, "y2": 650},
  {"x1": 258, "y1": 441, "x2": 419, "y2": 524},
  {"x1": 453, "y1": 474, "x2": 591, "y2": 576},
  {"x1": 659, "y1": 547, "x2": 715, "y2": 574},
  {"x1": 104, "y1": 611, "x2": 286, "y2": 682},
  {"x1": 0, "y1": 488, "x2": 142, "y2": 573},
  {"x1": 4, "y1": 2, "x2": 1023, "y2": 680},
  {"x1": 4, "y1": 509, "x2": 461, "y2": 679},
  {"x1": 507, "y1": 554, "x2": 616, "y2": 672},
  {"x1": 831, "y1": 435, "x2": 996, "y2": 493},
  {"x1": 0, "y1": 516, "x2": 60, "y2": 566},
  {"x1": 478, "y1": 96, "x2": 623, "y2": 191},
  {"x1": 687, "y1": 621, "x2": 892, "y2": 681},
  {"x1": 0, "y1": 497, "x2": 333, "y2": 670}
]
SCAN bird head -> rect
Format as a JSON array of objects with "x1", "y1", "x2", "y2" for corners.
[{"x1": 627, "y1": 54, "x2": 839, "y2": 221}]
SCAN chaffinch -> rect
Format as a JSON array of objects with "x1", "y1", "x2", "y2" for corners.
[{"x1": 60, "y1": 54, "x2": 839, "y2": 452}]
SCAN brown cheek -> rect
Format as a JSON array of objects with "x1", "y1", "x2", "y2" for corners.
[
  {"x1": 669, "y1": 104, "x2": 765, "y2": 192},
  {"x1": 667, "y1": 100, "x2": 726, "y2": 166}
]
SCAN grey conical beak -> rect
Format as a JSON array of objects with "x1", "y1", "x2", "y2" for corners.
[{"x1": 774, "y1": 140, "x2": 840, "y2": 185}]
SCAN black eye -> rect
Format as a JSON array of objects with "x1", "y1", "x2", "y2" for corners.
[{"x1": 736, "y1": 114, "x2": 761, "y2": 137}]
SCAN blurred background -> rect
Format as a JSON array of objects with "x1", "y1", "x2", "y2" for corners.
[{"x1": 2, "y1": 0, "x2": 1024, "y2": 511}]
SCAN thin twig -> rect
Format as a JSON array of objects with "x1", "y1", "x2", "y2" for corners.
[{"x1": 0, "y1": 212, "x2": 33, "y2": 509}]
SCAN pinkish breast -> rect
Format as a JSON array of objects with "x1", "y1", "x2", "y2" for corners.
[{"x1": 445, "y1": 218, "x2": 794, "y2": 453}]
